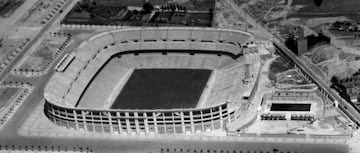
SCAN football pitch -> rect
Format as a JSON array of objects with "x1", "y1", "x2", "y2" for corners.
[{"x1": 111, "y1": 69, "x2": 212, "y2": 109}]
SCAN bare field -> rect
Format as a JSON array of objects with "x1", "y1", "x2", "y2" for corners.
[
  {"x1": 213, "y1": 0, "x2": 247, "y2": 29},
  {"x1": 17, "y1": 36, "x2": 66, "y2": 71},
  {"x1": 15, "y1": 0, "x2": 59, "y2": 27},
  {"x1": 332, "y1": 37, "x2": 360, "y2": 48},
  {"x1": 288, "y1": 0, "x2": 360, "y2": 20},
  {"x1": 246, "y1": 116, "x2": 353, "y2": 135},
  {"x1": 268, "y1": 56, "x2": 293, "y2": 82},
  {"x1": 0, "y1": 39, "x2": 22, "y2": 63},
  {"x1": 291, "y1": 0, "x2": 360, "y2": 15},
  {"x1": 246, "y1": 0, "x2": 288, "y2": 24},
  {"x1": 0, "y1": 87, "x2": 20, "y2": 109},
  {"x1": 276, "y1": 69, "x2": 309, "y2": 85},
  {"x1": 0, "y1": 27, "x2": 39, "y2": 67},
  {"x1": 303, "y1": 44, "x2": 360, "y2": 79}
]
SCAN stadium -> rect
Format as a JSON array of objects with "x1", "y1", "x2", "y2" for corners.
[{"x1": 43, "y1": 27, "x2": 258, "y2": 135}]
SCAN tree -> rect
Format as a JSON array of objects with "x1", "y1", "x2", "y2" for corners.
[
  {"x1": 170, "y1": 3, "x2": 176, "y2": 13},
  {"x1": 313, "y1": 0, "x2": 323, "y2": 7},
  {"x1": 209, "y1": 8, "x2": 213, "y2": 14},
  {"x1": 331, "y1": 76, "x2": 339, "y2": 84},
  {"x1": 142, "y1": 1, "x2": 154, "y2": 14}
]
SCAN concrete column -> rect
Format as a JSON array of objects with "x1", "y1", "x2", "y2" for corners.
[
  {"x1": 219, "y1": 106, "x2": 223, "y2": 129},
  {"x1": 51, "y1": 106, "x2": 57, "y2": 125},
  {"x1": 180, "y1": 112, "x2": 186, "y2": 133},
  {"x1": 143, "y1": 113, "x2": 149, "y2": 135},
  {"x1": 99, "y1": 112, "x2": 104, "y2": 132},
  {"x1": 134, "y1": 112, "x2": 140, "y2": 134},
  {"x1": 82, "y1": 111, "x2": 87, "y2": 131},
  {"x1": 64, "y1": 110, "x2": 70, "y2": 128},
  {"x1": 108, "y1": 112, "x2": 113, "y2": 133},
  {"x1": 226, "y1": 104, "x2": 231, "y2": 124},
  {"x1": 162, "y1": 113, "x2": 166, "y2": 134},
  {"x1": 172, "y1": 112, "x2": 175, "y2": 134},
  {"x1": 73, "y1": 110, "x2": 79, "y2": 130},
  {"x1": 200, "y1": 110, "x2": 205, "y2": 132},
  {"x1": 91, "y1": 112, "x2": 96, "y2": 132},
  {"x1": 210, "y1": 109, "x2": 214, "y2": 130},
  {"x1": 190, "y1": 111, "x2": 195, "y2": 133},
  {"x1": 125, "y1": 112, "x2": 131, "y2": 134},
  {"x1": 153, "y1": 112, "x2": 158, "y2": 134},
  {"x1": 116, "y1": 112, "x2": 122, "y2": 134}
]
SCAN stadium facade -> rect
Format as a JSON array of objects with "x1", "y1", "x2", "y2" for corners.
[
  {"x1": 44, "y1": 27, "x2": 255, "y2": 134},
  {"x1": 45, "y1": 102, "x2": 233, "y2": 134}
]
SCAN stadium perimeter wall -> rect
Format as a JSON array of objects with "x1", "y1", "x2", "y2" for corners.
[
  {"x1": 44, "y1": 102, "x2": 235, "y2": 134},
  {"x1": 44, "y1": 27, "x2": 253, "y2": 135}
]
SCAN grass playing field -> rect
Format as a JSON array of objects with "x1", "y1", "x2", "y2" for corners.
[{"x1": 111, "y1": 69, "x2": 212, "y2": 109}]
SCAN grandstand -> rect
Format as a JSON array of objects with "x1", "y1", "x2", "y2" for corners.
[
  {"x1": 44, "y1": 27, "x2": 258, "y2": 135},
  {"x1": 78, "y1": 54, "x2": 247, "y2": 109}
]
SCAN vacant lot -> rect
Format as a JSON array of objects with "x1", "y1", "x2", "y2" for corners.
[
  {"x1": 16, "y1": 0, "x2": 59, "y2": 27},
  {"x1": 292, "y1": 0, "x2": 360, "y2": 13},
  {"x1": 112, "y1": 69, "x2": 212, "y2": 109},
  {"x1": 0, "y1": 39, "x2": 24, "y2": 64},
  {"x1": 276, "y1": 69, "x2": 309, "y2": 85},
  {"x1": 268, "y1": 57, "x2": 293, "y2": 82},
  {"x1": 0, "y1": 87, "x2": 19, "y2": 108},
  {"x1": 290, "y1": 0, "x2": 360, "y2": 19},
  {"x1": 18, "y1": 37, "x2": 66, "y2": 71}
]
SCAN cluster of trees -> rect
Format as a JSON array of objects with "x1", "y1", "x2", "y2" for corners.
[
  {"x1": 332, "y1": 21, "x2": 360, "y2": 32},
  {"x1": 140, "y1": 2, "x2": 189, "y2": 15},
  {"x1": 313, "y1": 0, "x2": 323, "y2": 7},
  {"x1": 142, "y1": 1, "x2": 154, "y2": 14},
  {"x1": 160, "y1": 3, "x2": 187, "y2": 13}
]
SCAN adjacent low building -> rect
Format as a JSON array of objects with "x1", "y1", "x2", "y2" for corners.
[
  {"x1": 260, "y1": 89, "x2": 319, "y2": 121},
  {"x1": 339, "y1": 76, "x2": 360, "y2": 103}
]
